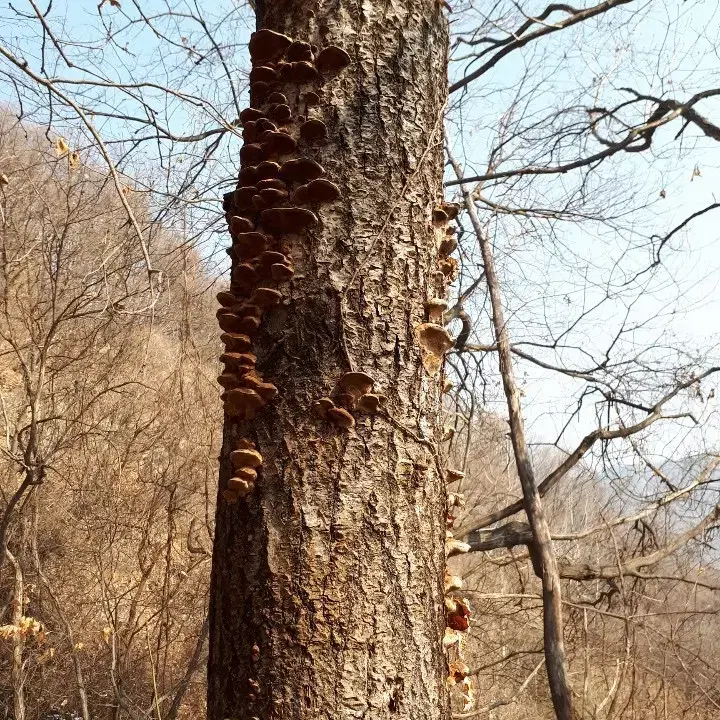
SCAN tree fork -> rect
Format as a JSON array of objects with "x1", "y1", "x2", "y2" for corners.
[{"x1": 208, "y1": 3, "x2": 451, "y2": 720}]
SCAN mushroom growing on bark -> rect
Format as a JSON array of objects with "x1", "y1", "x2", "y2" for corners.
[
  {"x1": 415, "y1": 323, "x2": 454, "y2": 376},
  {"x1": 315, "y1": 45, "x2": 351, "y2": 74}
]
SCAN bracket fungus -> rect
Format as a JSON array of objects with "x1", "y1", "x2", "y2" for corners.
[
  {"x1": 300, "y1": 118, "x2": 328, "y2": 144},
  {"x1": 447, "y1": 661, "x2": 471, "y2": 686},
  {"x1": 240, "y1": 144, "x2": 266, "y2": 166},
  {"x1": 312, "y1": 397, "x2": 335, "y2": 419},
  {"x1": 279, "y1": 158, "x2": 325, "y2": 182},
  {"x1": 303, "y1": 91, "x2": 321, "y2": 106},
  {"x1": 256, "y1": 161, "x2": 281, "y2": 180},
  {"x1": 356, "y1": 393, "x2": 385, "y2": 414},
  {"x1": 424, "y1": 298, "x2": 448, "y2": 323},
  {"x1": 448, "y1": 492, "x2": 466, "y2": 509},
  {"x1": 230, "y1": 448, "x2": 263, "y2": 469},
  {"x1": 260, "y1": 207, "x2": 318, "y2": 232},
  {"x1": 249, "y1": 65, "x2": 277, "y2": 84},
  {"x1": 337, "y1": 371, "x2": 375, "y2": 399},
  {"x1": 439, "y1": 256, "x2": 459, "y2": 281},
  {"x1": 228, "y1": 477, "x2": 255, "y2": 497},
  {"x1": 286, "y1": 40, "x2": 313, "y2": 62},
  {"x1": 439, "y1": 235, "x2": 458, "y2": 257},
  {"x1": 248, "y1": 29, "x2": 292, "y2": 63},
  {"x1": 415, "y1": 323, "x2": 454, "y2": 376},
  {"x1": 269, "y1": 104, "x2": 292, "y2": 123},
  {"x1": 444, "y1": 574, "x2": 463, "y2": 593},
  {"x1": 240, "y1": 107, "x2": 265, "y2": 123},
  {"x1": 261, "y1": 131, "x2": 297, "y2": 157},
  {"x1": 290, "y1": 60, "x2": 318, "y2": 83},
  {"x1": 251, "y1": 287, "x2": 283, "y2": 308},
  {"x1": 258, "y1": 187, "x2": 289, "y2": 206},
  {"x1": 304, "y1": 178, "x2": 340, "y2": 204},
  {"x1": 327, "y1": 406, "x2": 355, "y2": 429},
  {"x1": 220, "y1": 332, "x2": 252, "y2": 352},
  {"x1": 445, "y1": 596, "x2": 471, "y2": 631},
  {"x1": 446, "y1": 468, "x2": 465, "y2": 483},
  {"x1": 271, "y1": 262, "x2": 295, "y2": 282},
  {"x1": 315, "y1": 45, "x2": 351, "y2": 74},
  {"x1": 229, "y1": 215, "x2": 254, "y2": 234},
  {"x1": 267, "y1": 91, "x2": 288, "y2": 105},
  {"x1": 224, "y1": 387, "x2": 266, "y2": 419},
  {"x1": 445, "y1": 534, "x2": 471, "y2": 558}
]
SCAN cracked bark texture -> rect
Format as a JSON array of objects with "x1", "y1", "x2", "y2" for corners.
[{"x1": 207, "y1": 2, "x2": 450, "y2": 720}]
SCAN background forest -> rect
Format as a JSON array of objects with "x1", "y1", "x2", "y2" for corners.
[{"x1": 1, "y1": 1, "x2": 720, "y2": 719}]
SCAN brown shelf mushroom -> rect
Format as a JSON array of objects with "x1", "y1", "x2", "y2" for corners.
[
  {"x1": 249, "y1": 81, "x2": 270, "y2": 104},
  {"x1": 229, "y1": 215, "x2": 254, "y2": 234},
  {"x1": 269, "y1": 104, "x2": 292, "y2": 123},
  {"x1": 251, "y1": 287, "x2": 283, "y2": 308},
  {"x1": 267, "y1": 91, "x2": 288, "y2": 105},
  {"x1": 356, "y1": 393, "x2": 384, "y2": 414},
  {"x1": 445, "y1": 533, "x2": 471, "y2": 557},
  {"x1": 240, "y1": 108, "x2": 265, "y2": 123},
  {"x1": 290, "y1": 60, "x2": 318, "y2": 83},
  {"x1": 286, "y1": 41, "x2": 313, "y2": 62},
  {"x1": 240, "y1": 374, "x2": 278, "y2": 401},
  {"x1": 234, "y1": 185, "x2": 258, "y2": 210},
  {"x1": 315, "y1": 46, "x2": 351, "y2": 74},
  {"x1": 227, "y1": 477, "x2": 255, "y2": 497},
  {"x1": 217, "y1": 312, "x2": 245, "y2": 334},
  {"x1": 415, "y1": 323, "x2": 454, "y2": 375},
  {"x1": 240, "y1": 144, "x2": 266, "y2": 166},
  {"x1": 232, "y1": 263, "x2": 259, "y2": 287},
  {"x1": 225, "y1": 388, "x2": 266, "y2": 419},
  {"x1": 299, "y1": 119, "x2": 328, "y2": 144},
  {"x1": 217, "y1": 291, "x2": 240, "y2": 307},
  {"x1": 270, "y1": 263, "x2": 294, "y2": 282},
  {"x1": 327, "y1": 406, "x2": 355, "y2": 429},
  {"x1": 248, "y1": 29, "x2": 292, "y2": 63},
  {"x1": 260, "y1": 207, "x2": 318, "y2": 232},
  {"x1": 439, "y1": 235, "x2": 458, "y2": 257},
  {"x1": 256, "y1": 178, "x2": 287, "y2": 192},
  {"x1": 305, "y1": 178, "x2": 340, "y2": 203},
  {"x1": 424, "y1": 298, "x2": 448, "y2": 323},
  {"x1": 230, "y1": 448, "x2": 263, "y2": 469},
  {"x1": 446, "y1": 468, "x2": 465, "y2": 483},
  {"x1": 279, "y1": 158, "x2": 325, "y2": 182},
  {"x1": 256, "y1": 161, "x2": 281, "y2": 180},
  {"x1": 238, "y1": 166, "x2": 258, "y2": 186},
  {"x1": 217, "y1": 372, "x2": 241, "y2": 390},
  {"x1": 234, "y1": 231, "x2": 267, "y2": 259},
  {"x1": 249, "y1": 66, "x2": 277, "y2": 84},
  {"x1": 220, "y1": 352, "x2": 257, "y2": 372},
  {"x1": 261, "y1": 131, "x2": 297, "y2": 156},
  {"x1": 448, "y1": 661, "x2": 471, "y2": 686},
  {"x1": 220, "y1": 332, "x2": 252, "y2": 352},
  {"x1": 312, "y1": 397, "x2": 335, "y2": 419},
  {"x1": 303, "y1": 91, "x2": 321, "y2": 106}
]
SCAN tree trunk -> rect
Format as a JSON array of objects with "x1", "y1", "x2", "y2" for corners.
[{"x1": 207, "y1": 3, "x2": 450, "y2": 720}]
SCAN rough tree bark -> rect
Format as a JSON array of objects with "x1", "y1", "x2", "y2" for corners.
[{"x1": 208, "y1": 3, "x2": 450, "y2": 720}]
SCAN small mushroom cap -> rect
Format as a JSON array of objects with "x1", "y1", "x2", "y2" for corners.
[
  {"x1": 261, "y1": 131, "x2": 297, "y2": 157},
  {"x1": 217, "y1": 291, "x2": 240, "y2": 307},
  {"x1": 303, "y1": 91, "x2": 321, "y2": 105},
  {"x1": 444, "y1": 574, "x2": 464, "y2": 592},
  {"x1": 441, "y1": 202, "x2": 461, "y2": 221},
  {"x1": 258, "y1": 187, "x2": 289, "y2": 205},
  {"x1": 233, "y1": 231, "x2": 267, "y2": 259},
  {"x1": 234, "y1": 185, "x2": 258, "y2": 210},
  {"x1": 439, "y1": 235, "x2": 458, "y2": 257},
  {"x1": 239, "y1": 373, "x2": 278, "y2": 401},
  {"x1": 238, "y1": 165, "x2": 258, "y2": 186},
  {"x1": 234, "y1": 466, "x2": 258, "y2": 482},
  {"x1": 299, "y1": 119, "x2": 328, "y2": 144},
  {"x1": 255, "y1": 161, "x2": 281, "y2": 180},
  {"x1": 333, "y1": 392, "x2": 356, "y2": 410},
  {"x1": 220, "y1": 352, "x2": 257, "y2": 370},
  {"x1": 448, "y1": 661, "x2": 471, "y2": 685},
  {"x1": 286, "y1": 40, "x2": 313, "y2": 62},
  {"x1": 217, "y1": 372, "x2": 241, "y2": 389},
  {"x1": 279, "y1": 158, "x2": 325, "y2": 182},
  {"x1": 217, "y1": 312, "x2": 244, "y2": 334},
  {"x1": 338, "y1": 370, "x2": 375, "y2": 397},
  {"x1": 240, "y1": 143, "x2": 266, "y2": 166},
  {"x1": 267, "y1": 91, "x2": 288, "y2": 105},
  {"x1": 227, "y1": 477, "x2": 255, "y2": 497},
  {"x1": 222, "y1": 488, "x2": 239, "y2": 504},
  {"x1": 232, "y1": 263, "x2": 258, "y2": 287},
  {"x1": 260, "y1": 207, "x2": 318, "y2": 232},
  {"x1": 224, "y1": 387, "x2": 266, "y2": 419},
  {"x1": 229, "y1": 215, "x2": 255, "y2": 234},
  {"x1": 240, "y1": 107, "x2": 265, "y2": 123},
  {"x1": 249, "y1": 29, "x2": 292, "y2": 62},
  {"x1": 251, "y1": 287, "x2": 283, "y2": 308},
  {"x1": 356, "y1": 393, "x2": 383, "y2": 414},
  {"x1": 230, "y1": 448, "x2": 263, "y2": 469},
  {"x1": 446, "y1": 468, "x2": 465, "y2": 482},
  {"x1": 269, "y1": 104, "x2": 292, "y2": 123},
  {"x1": 256, "y1": 178, "x2": 287, "y2": 191},
  {"x1": 415, "y1": 323, "x2": 454, "y2": 355},
  {"x1": 315, "y1": 45, "x2": 351, "y2": 74},
  {"x1": 220, "y1": 332, "x2": 252, "y2": 352},
  {"x1": 312, "y1": 397, "x2": 335, "y2": 419},
  {"x1": 305, "y1": 178, "x2": 340, "y2": 203},
  {"x1": 446, "y1": 538, "x2": 471, "y2": 558},
  {"x1": 249, "y1": 65, "x2": 277, "y2": 83},
  {"x1": 448, "y1": 492, "x2": 466, "y2": 508},
  {"x1": 327, "y1": 406, "x2": 355, "y2": 429},
  {"x1": 236, "y1": 438, "x2": 256, "y2": 450},
  {"x1": 439, "y1": 256, "x2": 459, "y2": 280},
  {"x1": 443, "y1": 628, "x2": 461, "y2": 648},
  {"x1": 443, "y1": 379, "x2": 454, "y2": 394},
  {"x1": 271, "y1": 263, "x2": 295, "y2": 282},
  {"x1": 424, "y1": 298, "x2": 448, "y2": 322},
  {"x1": 433, "y1": 207, "x2": 449, "y2": 224},
  {"x1": 290, "y1": 60, "x2": 318, "y2": 83}
]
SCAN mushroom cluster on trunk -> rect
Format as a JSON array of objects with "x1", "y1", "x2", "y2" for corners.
[{"x1": 218, "y1": 29, "x2": 353, "y2": 503}]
